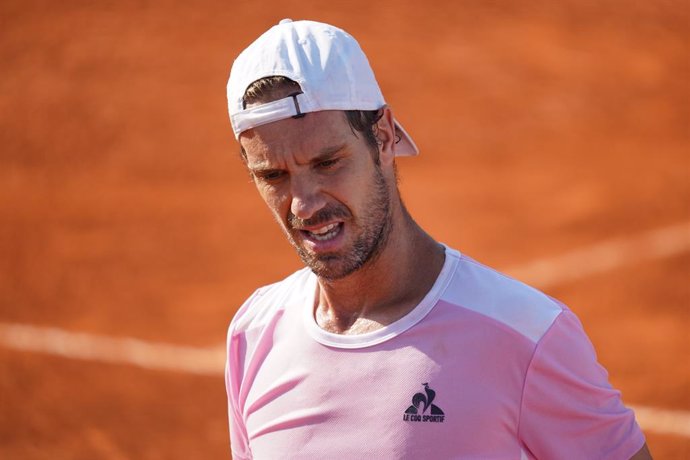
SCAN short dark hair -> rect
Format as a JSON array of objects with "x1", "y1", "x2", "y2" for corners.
[{"x1": 241, "y1": 76, "x2": 384, "y2": 159}]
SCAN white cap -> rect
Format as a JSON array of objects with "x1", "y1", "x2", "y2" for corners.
[{"x1": 227, "y1": 19, "x2": 419, "y2": 156}]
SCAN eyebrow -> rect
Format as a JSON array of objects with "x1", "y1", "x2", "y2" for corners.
[{"x1": 247, "y1": 163, "x2": 278, "y2": 176}]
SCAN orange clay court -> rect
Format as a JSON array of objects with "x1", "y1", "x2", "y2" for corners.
[{"x1": 0, "y1": 1, "x2": 688, "y2": 458}]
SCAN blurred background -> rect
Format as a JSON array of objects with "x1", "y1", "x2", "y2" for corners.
[{"x1": 0, "y1": 0, "x2": 688, "y2": 458}]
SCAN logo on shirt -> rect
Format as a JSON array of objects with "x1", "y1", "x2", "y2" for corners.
[{"x1": 403, "y1": 383, "x2": 445, "y2": 423}]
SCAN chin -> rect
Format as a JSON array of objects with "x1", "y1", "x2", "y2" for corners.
[{"x1": 305, "y1": 253, "x2": 368, "y2": 281}]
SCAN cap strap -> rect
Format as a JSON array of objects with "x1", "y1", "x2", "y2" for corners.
[{"x1": 231, "y1": 93, "x2": 309, "y2": 137}]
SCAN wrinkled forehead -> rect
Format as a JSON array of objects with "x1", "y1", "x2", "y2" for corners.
[{"x1": 240, "y1": 110, "x2": 356, "y2": 167}]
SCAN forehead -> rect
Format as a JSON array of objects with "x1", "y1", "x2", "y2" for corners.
[{"x1": 240, "y1": 110, "x2": 356, "y2": 167}]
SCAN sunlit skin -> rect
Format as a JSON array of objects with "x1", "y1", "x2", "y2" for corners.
[
  {"x1": 239, "y1": 106, "x2": 445, "y2": 335},
  {"x1": 243, "y1": 111, "x2": 393, "y2": 281}
]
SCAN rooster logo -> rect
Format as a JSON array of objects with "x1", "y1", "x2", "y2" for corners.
[{"x1": 405, "y1": 383, "x2": 444, "y2": 415}]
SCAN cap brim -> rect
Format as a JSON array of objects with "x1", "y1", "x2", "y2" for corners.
[{"x1": 393, "y1": 119, "x2": 419, "y2": 156}]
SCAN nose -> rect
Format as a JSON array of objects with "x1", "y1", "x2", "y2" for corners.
[{"x1": 289, "y1": 174, "x2": 325, "y2": 221}]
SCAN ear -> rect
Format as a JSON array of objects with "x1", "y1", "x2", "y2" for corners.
[{"x1": 377, "y1": 106, "x2": 397, "y2": 166}]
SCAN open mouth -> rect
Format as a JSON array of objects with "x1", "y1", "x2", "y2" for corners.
[{"x1": 302, "y1": 222, "x2": 343, "y2": 242}]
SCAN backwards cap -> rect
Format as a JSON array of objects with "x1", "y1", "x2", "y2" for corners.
[{"x1": 227, "y1": 19, "x2": 419, "y2": 156}]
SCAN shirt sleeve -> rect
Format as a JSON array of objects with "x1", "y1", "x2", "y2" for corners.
[
  {"x1": 518, "y1": 308, "x2": 646, "y2": 460},
  {"x1": 226, "y1": 328, "x2": 251, "y2": 459},
  {"x1": 226, "y1": 291, "x2": 262, "y2": 460}
]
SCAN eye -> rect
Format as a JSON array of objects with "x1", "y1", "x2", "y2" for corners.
[
  {"x1": 316, "y1": 158, "x2": 339, "y2": 169},
  {"x1": 265, "y1": 171, "x2": 283, "y2": 180},
  {"x1": 255, "y1": 169, "x2": 285, "y2": 183}
]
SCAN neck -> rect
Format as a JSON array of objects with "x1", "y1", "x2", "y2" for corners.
[{"x1": 314, "y1": 203, "x2": 445, "y2": 335}]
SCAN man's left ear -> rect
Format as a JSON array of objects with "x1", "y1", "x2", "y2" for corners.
[{"x1": 377, "y1": 107, "x2": 397, "y2": 166}]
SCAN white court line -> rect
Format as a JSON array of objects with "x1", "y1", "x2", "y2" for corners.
[
  {"x1": 504, "y1": 221, "x2": 690, "y2": 288},
  {"x1": 631, "y1": 405, "x2": 690, "y2": 438},
  {"x1": 1, "y1": 221, "x2": 689, "y2": 437},
  {"x1": 0, "y1": 322, "x2": 225, "y2": 376}
]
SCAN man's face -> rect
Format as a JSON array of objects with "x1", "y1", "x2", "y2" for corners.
[{"x1": 240, "y1": 110, "x2": 392, "y2": 280}]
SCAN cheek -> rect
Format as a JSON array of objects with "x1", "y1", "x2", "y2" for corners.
[
  {"x1": 333, "y1": 172, "x2": 369, "y2": 205},
  {"x1": 258, "y1": 187, "x2": 290, "y2": 222}
]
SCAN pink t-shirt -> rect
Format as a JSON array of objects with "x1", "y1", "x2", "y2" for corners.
[{"x1": 225, "y1": 246, "x2": 645, "y2": 459}]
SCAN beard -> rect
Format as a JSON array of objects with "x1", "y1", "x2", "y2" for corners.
[{"x1": 283, "y1": 165, "x2": 392, "y2": 280}]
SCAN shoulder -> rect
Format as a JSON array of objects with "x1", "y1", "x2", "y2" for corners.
[
  {"x1": 441, "y1": 248, "x2": 565, "y2": 344},
  {"x1": 228, "y1": 267, "x2": 314, "y2": 337}
]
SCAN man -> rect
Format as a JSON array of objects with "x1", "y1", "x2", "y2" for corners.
[{"x1": 224, "y1": 19, "x2": 651, "y2": 459}]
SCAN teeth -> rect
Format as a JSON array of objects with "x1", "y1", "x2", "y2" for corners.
[
  {"x1": 311, "y1": 223, "x2": 338, "y2": 235},
  {"x1": 308, "y1": 223, "x2": 340, "y2": 241}
]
